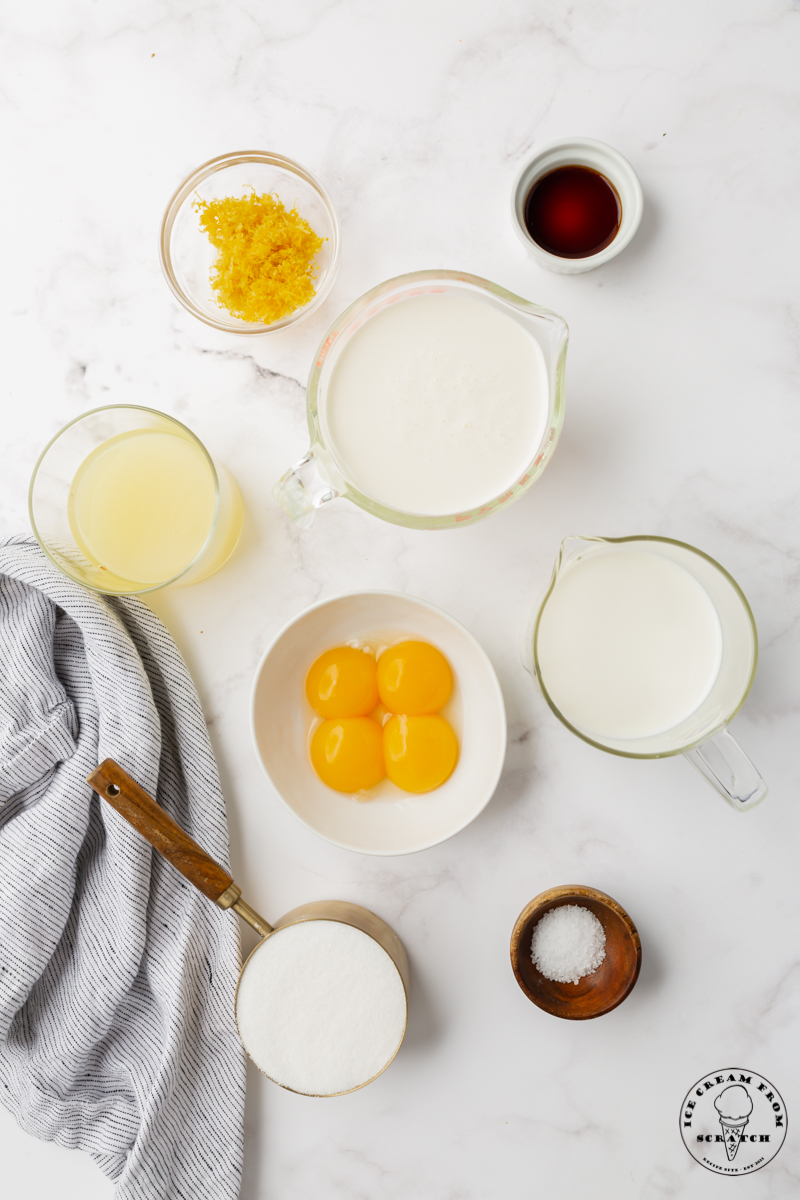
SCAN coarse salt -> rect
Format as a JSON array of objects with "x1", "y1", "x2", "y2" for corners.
[
  {"x1": 235, "y1": 919, "x2": 407, "y2": 1096},
  {"x1": 530, "y1": 904, "x2": 606, "y2": 984}
]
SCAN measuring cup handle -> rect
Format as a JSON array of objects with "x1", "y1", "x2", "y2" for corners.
[
  {"x1": 87, "y1": 759, "x2": 241, "y2": 908},
  {"x1": 272, "y1": 446, "x2": 341, "y2": 528},
  {"x1": 684, "y1": 728, "x2": 767, "y2": 812}
]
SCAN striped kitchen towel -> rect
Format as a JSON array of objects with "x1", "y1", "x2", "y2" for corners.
[{"x1": 0, "y1": 535, "x2": 245, "y2": 1200}]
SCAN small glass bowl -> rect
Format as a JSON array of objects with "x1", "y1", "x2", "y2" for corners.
[{"x1": 159, "y1": 150, "x2": 340, "y2": 334}]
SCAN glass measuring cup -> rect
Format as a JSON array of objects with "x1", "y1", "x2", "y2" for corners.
[
  {"x1": 88, "y1": 759, "x2": 410, "y2": 1097},
  {"x1": 273, "y1": 269, "x2": 568, "y2": 530},
  {"x1": 29, "y1": 404, "x2": 243, "y2": 595},
  {"x1": 522, "y1": 535, "x2": 766, "y2": 811}
]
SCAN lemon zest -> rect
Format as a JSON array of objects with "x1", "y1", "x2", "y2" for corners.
[{"x1": 194, "y1": 191, "x2": 325, "y2": 324}]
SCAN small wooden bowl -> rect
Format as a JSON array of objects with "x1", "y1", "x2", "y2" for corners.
[{"x1": 510, "y1": 885, "x2": 641, "y2": 1019}]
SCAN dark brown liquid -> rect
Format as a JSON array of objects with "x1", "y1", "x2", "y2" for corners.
[{"x1": 524, "y1": 165, "x2": 621, "y2": 258}]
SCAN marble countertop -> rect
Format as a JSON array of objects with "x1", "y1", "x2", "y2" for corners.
[{"x1": 3, "y1": 2, "x2": 800, "y2": 1196}]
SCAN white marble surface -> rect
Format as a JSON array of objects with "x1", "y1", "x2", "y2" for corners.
[{"x1": 2, "y1": 1, "x2": 800, "y2": 1196}]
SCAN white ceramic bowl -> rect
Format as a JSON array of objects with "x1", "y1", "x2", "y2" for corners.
[
  {"x1": 511, "y1": 137, "x2": 643, "y2": 274},
  {"x1": 250, "y1": 592, "x2": 507, "y2": 855}
]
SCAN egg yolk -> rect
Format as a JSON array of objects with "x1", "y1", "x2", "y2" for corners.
[
  {"x1": 305, "y1": 646, "x2": 379, "y2": 719},
  {"x1": 383, "y1": 714, "x2": 458, "y2": 793},
  {"x1": 310, "y1": 717, "x2": 386, "y2": 792},
  {"x1": 376, "y1": 641, "x2": 453, "y2": 715}
]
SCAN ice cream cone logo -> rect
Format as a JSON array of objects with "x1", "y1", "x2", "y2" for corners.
[
  {"x1": 715, "y1": 1085, "x2": 753, "y2": 1161},
  {"x1": 680, "y1": 1068, "x2": 787, "y2": 1175},
  {"x1": 714, "y1": 1084, "x2": 753, "y2": 1156}
]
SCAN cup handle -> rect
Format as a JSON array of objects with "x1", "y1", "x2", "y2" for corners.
[
  {"x1": 272, "y1": 447, "x2": 341, "y2": 529},
  {"x1": 88, "y1": 759, "x2": 274, "y2": 936},
  {"x1": 87, "y1": 758, "x2": 240, "y2": 904},
  {"x1": 684, "y1": 728, "x2": 767, "y2": 812}
]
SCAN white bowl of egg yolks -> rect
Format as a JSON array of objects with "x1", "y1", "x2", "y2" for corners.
[{"x1": 250, "y1": 591, "x2": 507, "y2": 856}]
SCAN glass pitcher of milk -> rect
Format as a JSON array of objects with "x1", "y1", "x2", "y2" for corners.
[
  {"x1": 523, "y1": 535, "x2": 766, "y2": 811},
  {"x1": 273, "y1": 270, "x2": 567, "y2": 530}
]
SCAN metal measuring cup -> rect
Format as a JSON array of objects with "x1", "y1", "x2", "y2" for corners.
[{"x1": 88, "y1": 759, "x2": 410, "y2": 1096}]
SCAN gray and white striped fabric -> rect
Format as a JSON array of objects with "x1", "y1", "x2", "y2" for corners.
[{"x1": 0, "y1": 536, "x2": 245, "y2": 1199}]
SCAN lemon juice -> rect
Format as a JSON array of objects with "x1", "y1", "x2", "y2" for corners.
[{"x1": 68, "y1": 427, "x2": 236, "y2": 588}]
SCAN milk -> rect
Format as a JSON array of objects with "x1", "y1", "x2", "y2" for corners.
[
  {"x1": 322, "y1": 293, "x2": 548, "y2": 515},
  {"x1": 536, "y1": 549, "x2": 723, "y2": 741}
]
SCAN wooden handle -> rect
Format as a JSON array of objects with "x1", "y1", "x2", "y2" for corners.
[{"x1": 87, "y1": 758, "x2": 240, "y2": 907}]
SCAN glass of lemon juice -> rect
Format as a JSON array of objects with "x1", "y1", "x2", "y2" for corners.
[{"x1": 30, "y1": 405, "x2": 243, "y2": 595}]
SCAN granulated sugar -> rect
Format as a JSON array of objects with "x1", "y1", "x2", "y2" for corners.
[
  {"x1": 235, "y1": 919, "x2": 407, "y2": 1096},
  {"x1": 530, "y1": 904, "x2": 606, "y2": 984}
]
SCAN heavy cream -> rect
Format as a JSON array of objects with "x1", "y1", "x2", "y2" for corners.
[
  {"x1": 536, "y1": 549, "x2": 723, "y2": 741},
  {"x1": 321, "y1": 292, "x2": 548, "y2": 515}
]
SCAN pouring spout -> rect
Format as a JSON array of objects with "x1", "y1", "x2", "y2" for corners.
[
  {"x1": 558, "y1": 534, "x2": 605, "y2": 569},
  {"x1": 232, "y1": 898, "x2": 274, "y2": 938}
]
